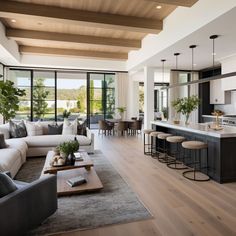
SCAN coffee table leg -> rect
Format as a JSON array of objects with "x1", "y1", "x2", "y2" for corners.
[{"x1": 85, "y1": 166, "x2": 91, "y2": 171}]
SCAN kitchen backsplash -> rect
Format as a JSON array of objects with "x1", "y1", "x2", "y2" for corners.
[{"x1": 215, "y1": 91, "x2": 236, "y2": 114}]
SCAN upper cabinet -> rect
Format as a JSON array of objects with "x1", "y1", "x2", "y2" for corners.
[{"x1": 210, "y1": 79, "x2": 231, "y2": 104}]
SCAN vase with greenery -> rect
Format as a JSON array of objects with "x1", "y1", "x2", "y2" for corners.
[
  {"x1": 171, "y1": 98, "x2": 182, "y2": 124},
  {"x1": 0, "y1": 80, "x2": 26, "y2": 122},
  {"x1": 62, "y1": 109, "x2": 71, "y2": 119},
  {"x1": 116, "y1": 107, "x2": 126, "y2": 120},
  {"x1": 58, "y1": 140, "x2": 79, "y2": 165},
  {"x1": 171, "y1": 96, "x2": 200, "y2": 125}
]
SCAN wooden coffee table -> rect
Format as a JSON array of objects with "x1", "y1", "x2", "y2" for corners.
[{"x1": 41, "y1": 151, "x2": 103, "y2": 196}]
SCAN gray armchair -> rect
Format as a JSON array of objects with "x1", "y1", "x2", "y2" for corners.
[{"x1": 0, "y1": 173, "x2": 57, "y2": 236}]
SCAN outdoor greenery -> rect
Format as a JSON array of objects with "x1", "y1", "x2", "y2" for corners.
[
  {"x1": 172, "y1": 95, "x2": 200, "y2": 124},
  {"x1": 0, "y1": 80, "x2": 26, "y2": 121},
  {"x1": 33, "y1": 78, "x2": 49, "y2": 120}
]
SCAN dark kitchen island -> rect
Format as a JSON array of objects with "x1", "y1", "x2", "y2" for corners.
[{"x1": 152, "y1": 121, "x2": 236, "y2": 183}]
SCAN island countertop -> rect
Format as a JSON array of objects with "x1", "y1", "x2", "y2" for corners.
[{"x1": 151, "y1": 120, "x2": 236, "y2": 138}]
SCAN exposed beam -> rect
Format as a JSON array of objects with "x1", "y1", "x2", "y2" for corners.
[
  {"x1": 6, "y1": 29, "x2": 141, "y2": 50},
  {"x1": 0, "y1": 1, "x2": 162, "y2": 34},
  {"x1": 19, "y1": 46, "x2": 128, "y2": 60},
  {"x1": 144, "y1": 0, "x2": 198, "y2": 7}
]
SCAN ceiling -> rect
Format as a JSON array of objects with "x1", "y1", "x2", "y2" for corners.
[
  {"x1": 0, "y1": 0, "x2": 198, "y2": 60},
  {"x1": 136, "y1": 7, "x2": 236, "y2": 71}
]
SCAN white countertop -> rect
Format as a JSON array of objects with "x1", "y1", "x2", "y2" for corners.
[{"x1": 151, "y1": 120, "x2": 236, "y2": 138}]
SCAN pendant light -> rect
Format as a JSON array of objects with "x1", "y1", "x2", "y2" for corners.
[
  {"x1": 210, "y1": 35, "x2": 218, "y2": 76},
  {"x1": 174, "y1": 53, "x2": 180, "y2": 70},
  {"x1": 189, "y1": 45, "x2": 197, "y2": 81},
  {"x1": 161, "y1": 59, "x2": 166, "y2": 85}
]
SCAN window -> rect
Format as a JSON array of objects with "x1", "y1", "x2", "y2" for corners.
[{"x1": 9, "y1": 70, "x2": 31, "y2": 120}]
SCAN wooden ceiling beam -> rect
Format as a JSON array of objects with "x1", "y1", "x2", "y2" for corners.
[
  {"x1": 6, "y1": 28, "x2": 141, "y2": 50},
  {"x1": 144, "y1": 0, "x2": 198, "y2": 7},
  {"x1": 0, "y1": 1, "x2": 162, "y2": 34},
  {"x1": 19, "y1": 46, "x2": 128, "y2": 60}
]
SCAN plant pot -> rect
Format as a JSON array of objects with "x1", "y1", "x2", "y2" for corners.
[
  {"x1": 68, "y1": 153, "x2": 76, "y2": 166},
  {"x1": 185, "y1": 114, "x2": 190, "y2": 125}
]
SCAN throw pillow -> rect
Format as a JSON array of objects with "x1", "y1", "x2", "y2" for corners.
[
  {"x1": 62, "y1": 118, "x2": 77, "y2": 135},
  {"x1": 77, "y1": 121, "x2": 87, "y2": 136},
  {"x1": 9, "y1": 120, "x2": 27, "y2": 138},
  {"x1": 48, "y1": 124, "x2": 63, "y2": 135},
  {"x1": 0, "y1": 133, "x2": 7, "y2": 149},
  {"x1": 0, "y1": 173, "x2": 18, "y2": 198},
  {"x1": 25, "y1": 121, "x2": 43, "y2": 136}
]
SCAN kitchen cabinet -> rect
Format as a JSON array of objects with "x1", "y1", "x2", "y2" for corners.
[
  {"x1": 222, "y1": 76, "x2": 236, "y2": 91},
  {"x1": 210, "y1": 79, "x2": 231, "y2": 104}
]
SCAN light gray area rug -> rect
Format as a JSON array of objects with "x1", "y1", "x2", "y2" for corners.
[{"x1": 15, "y1": 150, "x2": 152, "y2": 236}]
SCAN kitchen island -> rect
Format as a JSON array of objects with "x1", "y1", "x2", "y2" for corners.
[{"x1": 151, "y1": 120, "x2": 236, "y2": 183}]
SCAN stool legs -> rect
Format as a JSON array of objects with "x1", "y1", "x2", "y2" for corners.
[{"x1": 144, "y1": 133, "x2": 151, "y2": 155}]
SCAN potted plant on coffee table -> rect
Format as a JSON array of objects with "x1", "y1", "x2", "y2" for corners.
[{"x1": 58, "y1": 140, "x2": 80, "y2": 165}]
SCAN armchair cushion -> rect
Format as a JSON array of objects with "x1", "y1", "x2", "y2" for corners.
[{"x1": 0, "y1": 172, "x2": 17, "y2": 198}]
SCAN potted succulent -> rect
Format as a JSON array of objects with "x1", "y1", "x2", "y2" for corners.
[
  {"x1": 171, "y1": 96, "x2": 200, "y2": 125},
  {"x1": 58, "y1": 140, "x2": 80, "y2": 165},
  {"x1": 116, "y1": 107, "x2": 126, "y2": 120}
]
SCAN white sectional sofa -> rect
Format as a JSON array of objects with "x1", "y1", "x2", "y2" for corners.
[{"x1": 0, "y1": 122, "x2": 94, "y2": 177}]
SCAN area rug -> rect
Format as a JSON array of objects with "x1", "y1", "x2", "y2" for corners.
[{"x1": 15, "y1": 150, "x2": 152, "y2": 236}]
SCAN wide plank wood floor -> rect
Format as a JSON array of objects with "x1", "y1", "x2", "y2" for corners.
[{"x1": 56, "y1": 132, "x2": 236, "y2": 236}]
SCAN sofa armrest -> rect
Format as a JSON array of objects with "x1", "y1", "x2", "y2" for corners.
[
  {"x1": 86, "y1": 127, "x2": 94, "y2": 141},
  {"x1": 0, "y1": 175, "x2": 57, "y2": 236}
]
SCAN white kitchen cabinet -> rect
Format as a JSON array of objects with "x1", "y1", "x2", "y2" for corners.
[
  {"x1": 210, "y1": 79, "x2": 231, "y2": 104},
  {"x1": 222, "y1": 76, "x2": 236, "y2": 91}
]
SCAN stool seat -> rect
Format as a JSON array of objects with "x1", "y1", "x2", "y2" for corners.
[
  {"x1": 167, "y1": 136, "x2": 185, "y2": 143},
  {"x1": 182, "y1": 141, "x2": 207, "y2": 150},
  {"x1": 150, "y1": 131, "x2": 163, "y2": 137},
  {"x1": 158, "y1": 133, "x2": 172, "y2": 140},
  {"x1": 143, "y1": 129, "x2": 154, "y2": 134}
]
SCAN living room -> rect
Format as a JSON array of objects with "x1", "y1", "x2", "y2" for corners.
[{"x1": 0, "y1": 0, "x2": 236, "y2": 236}]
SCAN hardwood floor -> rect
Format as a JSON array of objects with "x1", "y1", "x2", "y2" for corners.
[{"x1": 57, "y1": 132, "x2": 236, "y2": 236}]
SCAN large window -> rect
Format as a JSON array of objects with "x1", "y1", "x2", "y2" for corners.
[
  {"x1": 57, "y1": 72, "x2": 87, "y2": 121},
  {"x1": 8, "y1": 69, "x2": 115, "y2": 128},
  {"x1": 9, "y1": 70, "x2": 31, "y2": 120}
]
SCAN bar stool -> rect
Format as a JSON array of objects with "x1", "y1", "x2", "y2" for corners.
[
  {"x1": 157, "y1": 133, "x2": 173, "y2": 163},
  {"x1": 182, "y1": 141, "x2": 210, "y2": 181},
  {"x1": 166, "y1": 136, "x2": 187, "y2": 170},
  {"x1": 150, "y1": 131, "x2": 164, "y2": 158},
  {"x1": 143, "y1": 129, "x2": 154, "y2": 155}
]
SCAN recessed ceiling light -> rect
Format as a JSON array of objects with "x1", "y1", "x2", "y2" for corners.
[
  {"x1": 156, "y1": 5, "x2": 162, "y2": 9},
  {"x1": 212, "y1": 53, "x2": 216, "y2": 56},
  {"x1": 11, "y1": 19, "x2": 16, "y2": 23}
]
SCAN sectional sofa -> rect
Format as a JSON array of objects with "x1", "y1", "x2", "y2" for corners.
[{"x1": 0, "y1": 122, "x2": 94, "y2": 178}]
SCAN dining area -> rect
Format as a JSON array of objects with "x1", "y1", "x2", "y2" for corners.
[{"x1": 98, "y1": 118, "x2": 143, "y2": 136}]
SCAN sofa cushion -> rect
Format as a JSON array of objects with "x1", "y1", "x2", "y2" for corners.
[
  {"x1": 0, "y1": 134, "x2": 7, "y2": 149},
  {"x1": 0, "y1": 172, "x2": 18, "y2": 198},
  {"x1": 9, "y1": 120, "x2": 27, "y2": 138},
  {"x1": 0, "y1": 148, "x2": 22, "y2": 178},
  {"x1": 0, "y1": 123, "x2": 10, "y2": 139},
  {"x1": 62, "y1": 118, "x2": 77, "y2": 135},
  {"x1": 25, "y1": 121, "x2": 43, "y2": 136},
  {"x1": 48, "y1": 124, "x2": 63, "y2": 135},
  {"x1": 6, "y1": 139, "x2": 28, "y2": 163},
  {"x1": 22, "y1": 134, "x2": 91, "y2": 147}
]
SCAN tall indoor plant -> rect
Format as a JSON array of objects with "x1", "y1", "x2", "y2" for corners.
[
  {"x1": 172, "y1": 96, "x2": 200, "y2": 124},
  {"x1": 0, "y1": 80, "x2": 26, "y2": 122}
]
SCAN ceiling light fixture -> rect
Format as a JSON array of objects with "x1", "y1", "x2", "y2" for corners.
[
  {"x1": 189, "y1": 45, "x2": 197, "y2": 81},
  {"x1": 161, "y1": 59, "x2": 166, "y2": 85},
  {"x1": 11, "y1": 19, "x2": 16, "y2": 23},
  {"x1": 210, "y1": 35, "x2": 218, "y2": 76},
  {"x1": 174, "y1": 53, "x2": 180, "y2": 70},
  {"x1": 156, "y1": 5, "x2": 162, "y2": 9}
]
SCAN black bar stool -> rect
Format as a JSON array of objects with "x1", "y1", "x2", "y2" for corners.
[
  {"x1": 157, "y1": 133, "x2": 173, "y2": 163},
  {"x1": 143, "y1": 129, "x2": 154, "y2": 155},
  {"x1": 166, "y1": 136, "x2": 187, "y2": 170},
  {"x1": 182, "y1": 141, "x2": 210, "y2": 181},
  {"x1": 150, "y1": 131, "x2": 164, "y2": 158}
]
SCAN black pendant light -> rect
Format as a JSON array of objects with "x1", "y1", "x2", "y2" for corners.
[
  {"x1": 210, "y1": 35, "x2": 218, "y2": 76},
  {"x1": 161, "y1": 59, "x2": 166, "y2": 85},
  {"x1": 174, "y1": 53, "x2": 180, "y2": 70},
  {"x1": 189, "y1": 45, "x2": 197, "y2": 81}
]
